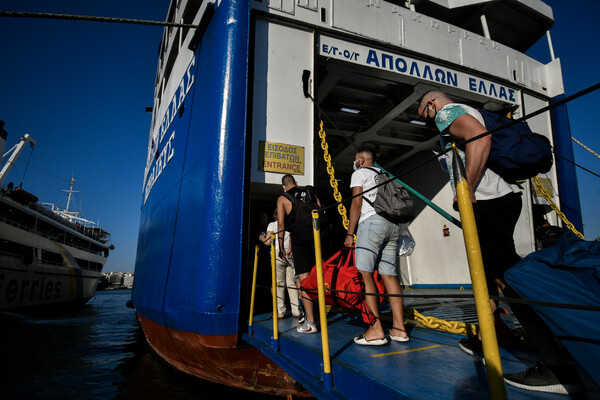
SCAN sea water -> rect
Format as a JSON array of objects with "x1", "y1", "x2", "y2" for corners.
[{"x1": 0, "y1": 290, "x2": 279, "y2": 399}]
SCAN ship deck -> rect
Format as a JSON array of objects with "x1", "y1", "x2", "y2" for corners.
[{"x1": 243, "y1": 289, "x2": 599, "y2": 399}]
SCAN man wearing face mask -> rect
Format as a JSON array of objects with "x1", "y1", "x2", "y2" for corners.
[
  {"x1": 343, "y1": 147, "x2": 409, "y2": 346},
  {"x1": 417, "y1": 91, "x2": 584, "y2": 394}
]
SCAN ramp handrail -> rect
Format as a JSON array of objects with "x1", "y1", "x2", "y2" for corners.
[
  {"x1": 311, "y1": 209, "x2": 334, "y2": 390},
  {"x1": 452, "y1": 145, "x2": 506, "y2": 400}
]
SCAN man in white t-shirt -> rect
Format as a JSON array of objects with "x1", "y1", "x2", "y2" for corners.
[
  {"x1": 343, "y1": 147, "x2": 409, "y2": 346},
  {"x1": 259, "y1": 210, "x2": 300, "y2": 319},
  {"x1": 418, "y1": 90, "x2": 583, "y2": 394}
]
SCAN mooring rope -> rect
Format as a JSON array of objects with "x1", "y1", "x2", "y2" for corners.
[{"x1": 0, "y1": 10, "x2": 198, "y2": 28}]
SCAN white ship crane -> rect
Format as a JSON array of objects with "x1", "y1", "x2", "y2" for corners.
[{"x1": 0, "y1": 134, "x2": 36, "y2": 186}]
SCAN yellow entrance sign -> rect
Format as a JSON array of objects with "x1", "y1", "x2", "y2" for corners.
[{"x1": 259, "y1": 141, "x2": 304, "y2": 175}]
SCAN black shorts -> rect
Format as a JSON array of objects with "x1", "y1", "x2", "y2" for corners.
[{"x1": 291, "y1": 239, "x2": 316, "y2": 276}]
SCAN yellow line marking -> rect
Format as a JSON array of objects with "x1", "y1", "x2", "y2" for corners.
[{"x1": 371, "y1": 344, "x2": 442, "y2": 358}]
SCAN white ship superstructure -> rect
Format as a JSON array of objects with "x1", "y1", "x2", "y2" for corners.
[{"x1": 0, "y1": 134, "x2": 113, "y2": 311}]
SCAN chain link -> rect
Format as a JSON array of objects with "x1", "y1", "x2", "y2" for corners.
[
  {"x1": 531, "y1": 177, "x2": 584, "y2": 239},
  {"x1": 409, "y1": 308, "x2": 478, "y2": 335},
  {"x1": 318, "y1": 120, "x2": 350, "y2": 230}
]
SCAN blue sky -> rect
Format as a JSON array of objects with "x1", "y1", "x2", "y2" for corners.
[
  {"x1": 526, "y1": 0, "x2": 600, "y2": 241},
  {"x1": 1, "y1": 1, "x2": 599, "y2": 273},
  {"x1": 0, "y1": 1, "x2": 168, "y2": 272}
]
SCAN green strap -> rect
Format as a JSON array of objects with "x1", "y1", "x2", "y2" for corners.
[{"x1": 374, "y1": 162, "x2": 461, "y2": 228}]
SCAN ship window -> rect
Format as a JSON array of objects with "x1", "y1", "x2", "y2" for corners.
[
  {"x1": 76, "y1": 258, "x2": 90, "y2": 270},
  {"x1": 182, "y1": 0, "x2": 202, "y2": 42},
  {"x1": 163, "y1": 29, "x2": 181, "y2": 86},
  {"x1": 0, "y1": 205, "x2": 36, "y2": 230},
  {"x1": 90, "y1": 262, "x2": 103, "y2": 272},
  {"x1": 90, "y1": 243, "x2": 106, "y2": 256},
  {"x1": 36, "y1": 219, "x2": 65, "y2": 242},
  {"x1": 0, "y1": 239, "x2": 34, "y2": 263},
  {"x1": 40, "y1": 250, "x2": 64, "y2": 266},
  {"x1": 65, "y1": 232, "x2": 93, "y2": 253}
]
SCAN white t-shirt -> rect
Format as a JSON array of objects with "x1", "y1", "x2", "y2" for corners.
[
  {"x1": 350, "y1": 167, "x2": 381, "y2": 224},
  {"x1": 267, "y1": 221, "x2": 289, "y2": 254},
  {"x1": 436, "y1": 103, "x2": 521, "y2": 200}
]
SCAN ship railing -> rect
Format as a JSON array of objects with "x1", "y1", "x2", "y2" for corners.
[
  {"x1": 247, "y1": 153, "x2": 506, "y2": 399},
  {"x1": 0, "y1": 214, "x2": 105, "y2": 256},
  {"x1": 248, "y1": 210, "x2": 334, "y2": 389}
]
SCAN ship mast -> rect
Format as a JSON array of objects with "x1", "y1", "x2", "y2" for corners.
[{"x1": 64, "y1": 177, "x2": 78, "y2": 212}]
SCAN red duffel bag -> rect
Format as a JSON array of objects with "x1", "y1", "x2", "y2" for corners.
[{"x1": 300, "y1": 246, "x2": 385, "y2": 324}]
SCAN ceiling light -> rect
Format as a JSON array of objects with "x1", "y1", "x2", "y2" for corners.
[
  {"x1": 340, "y1": 107, "x2": 361, "y2": 114},
  {"x1": 409, "y1": 120, "x2": 426, "y2": 126}
]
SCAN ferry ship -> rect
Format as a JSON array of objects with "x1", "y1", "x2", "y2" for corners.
[
  {"x1": 0, "y1": 134, "x2": 113, "y2": 312},
  {"x1": 132, "y1": 0, "x2": 597, "y2": 398}
]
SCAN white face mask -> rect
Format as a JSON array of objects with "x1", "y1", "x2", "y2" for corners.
[{"x1": 353, "y1": 159, "x2": 360, "y2": 171}]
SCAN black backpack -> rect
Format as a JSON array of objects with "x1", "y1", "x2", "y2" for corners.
[
  {"x1": 363, "y1": 167, "x2": 415, "y2": 224},
  {"x1": 284, "y1": 187, "x2": 319, "y2": 240},
  {"x1": 478, "y1": 109, "x2": 553, "y2": 183}
]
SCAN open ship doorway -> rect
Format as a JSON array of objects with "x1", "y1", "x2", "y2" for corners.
[{"x1": 246, "y1": 17, "x2": 544, "y2": 300}]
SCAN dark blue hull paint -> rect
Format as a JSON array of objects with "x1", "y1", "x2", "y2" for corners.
[
  {"x1": 132, "y1": 0, "x2": 250, "y2": 339},
  {"x1": 551, "y1": 95, "x2": 583, "y2": 233}
]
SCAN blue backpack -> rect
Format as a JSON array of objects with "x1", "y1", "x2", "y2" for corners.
[{"x1": 479, "y1": 109, "x2": 553, "y2": 183}]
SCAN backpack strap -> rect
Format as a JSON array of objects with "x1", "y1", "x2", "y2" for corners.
[
  {"x1": 283, "y1": 191, "x2": 297, "y2": 205},
  {"x1": 361, "y1": 167, "x2": 382, "y2": 207}
]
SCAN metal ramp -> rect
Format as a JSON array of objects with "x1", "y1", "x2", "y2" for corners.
[{"x1": 243, "y1": 296, "x2": 578, "y2": 399}]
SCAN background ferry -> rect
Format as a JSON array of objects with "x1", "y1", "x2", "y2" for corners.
[
  {"x1": 0, "y1": 134, "x2": 113, "y2": 312},
  {"x1": 132, "y1": 0, "x2": 594, "y2": 397}
]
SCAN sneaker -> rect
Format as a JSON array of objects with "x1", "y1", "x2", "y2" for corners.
[
  {"x1": 297, "y1": 320, "x2": 318, "y2": 334},
  {"x1": 458, "y1": 337, "x2": 485, "y2": 365},
  {"x1": 295, "y1": 311, "x2": 306, "y2": 324},
  {"x1": 504, "y1": 362, "x2": 584, "y2": 395}
]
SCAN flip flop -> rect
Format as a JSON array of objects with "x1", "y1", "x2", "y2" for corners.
[
  {"x1": 354, "y1": 331, "x2": 388, "y2": 346},
  {"x1": 388, "y1": 328, "x2": 410, "y2": 343}
]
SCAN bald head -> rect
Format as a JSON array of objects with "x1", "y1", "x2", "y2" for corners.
[{"x1": 417, "y1": 91, "x2": 453, "y2": 120}]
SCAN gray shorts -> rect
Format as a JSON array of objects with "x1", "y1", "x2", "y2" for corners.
[{"x1": 355, "y1": 214, "x2": 399, "y2": 276}]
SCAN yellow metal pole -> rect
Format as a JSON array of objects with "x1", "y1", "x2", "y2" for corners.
[
  {"x1": 452, "y1": 146, "x2": 506, "y2": 400},
  {"x1": 312, "y1": 210, "x2": 333, "y2": 390},
  {"x1": 248, "y1": 245, "x2": 259, "y2": 334},
  {"x1": 270, "y1": 232, "x2": 279, "y2": 350}
]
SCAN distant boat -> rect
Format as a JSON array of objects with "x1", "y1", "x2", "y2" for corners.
[
  {"x1": 96, "y1": 275, "x2": 110, "y2": 291},
  {"x1": 0, "y1": 134, "x2": 114, "y2": 312}
]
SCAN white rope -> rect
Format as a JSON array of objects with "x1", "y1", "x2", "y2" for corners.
[{"x1": 572, "y1": 137, "x2": 600, "y2": 160}]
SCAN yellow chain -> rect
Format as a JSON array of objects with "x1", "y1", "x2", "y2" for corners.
[
  {"x1": 318, "y1": 120, "x2": 350, "y2": 230},
  {"x1": 408, "y1": 307, "x2": 477, "y2": 336},
  {"x1": 531, "y1": 177, "x2": 584, "y2": 239}
]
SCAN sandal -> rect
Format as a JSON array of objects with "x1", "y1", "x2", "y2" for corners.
[
  {"x1": 354, "y1": 331, "x2": 388, "y2": 346},
  {"x1": 388, "y1": 327, "x2": 409, "y2": 343}
]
